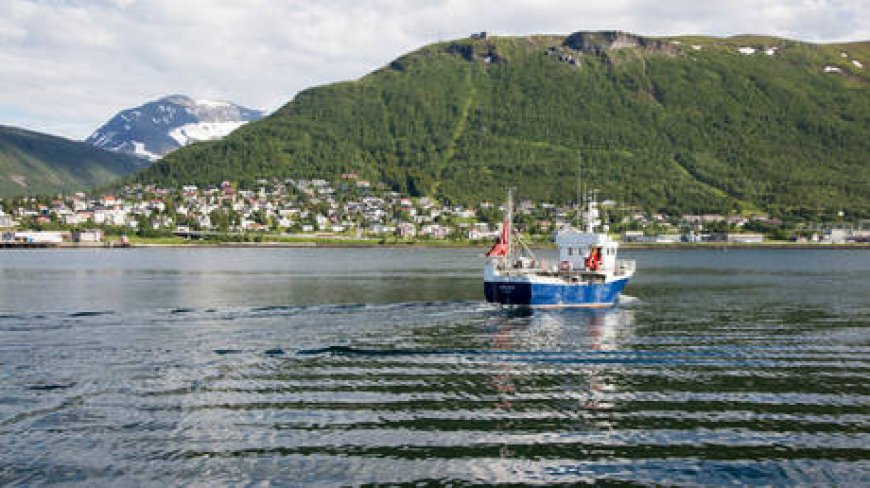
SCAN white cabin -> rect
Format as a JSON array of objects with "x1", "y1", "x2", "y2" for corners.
[{"x1": 554, "y1": 195, "x2": 620, "y2": 273}]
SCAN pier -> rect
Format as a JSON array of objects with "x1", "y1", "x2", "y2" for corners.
[{"x1": 0, "y1": 242, "x2": 59, "y2": 249}]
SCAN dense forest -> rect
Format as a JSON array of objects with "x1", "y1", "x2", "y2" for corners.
[{"x1": 137, "y1": 31, "x2": 870, "y2": 218}]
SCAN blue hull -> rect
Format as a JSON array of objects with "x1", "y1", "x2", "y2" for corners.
[{"x1": 484, "y1": 277, "x2": 629, "y2": 307}]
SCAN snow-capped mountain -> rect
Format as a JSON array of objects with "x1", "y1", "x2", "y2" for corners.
[{"x1": 86, "y1": 95, "x2": 265, "y2": 160}]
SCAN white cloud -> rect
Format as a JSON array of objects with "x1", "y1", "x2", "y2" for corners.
[{"x1": 0, "y1": 0, "x2": 867, "y2": 139}]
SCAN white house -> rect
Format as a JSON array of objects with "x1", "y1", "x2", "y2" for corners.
[{"x1": 73, "y1": 229, "x2": 103, "y2": 242}]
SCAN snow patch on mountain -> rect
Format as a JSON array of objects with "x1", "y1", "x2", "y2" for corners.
[
  {"x1": 9, "y1": 175, "x2": 27, "y2": 188},
  {"x1": 168, "y1": 121, "x2": 248, "y2": 146},
  {"x1": 195, "y1": 99, "x2": 233, "y2": 108},
  {"x1": 131, "y1": 141, "x2": 162, "y2": 160}
]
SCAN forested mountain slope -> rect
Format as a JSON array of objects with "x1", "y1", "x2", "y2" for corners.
[
  {"x1": 138, "y1": 31, "x2": 869, "y2": 217},
  {"x1": 1, "y1": 125, "x2": 148, "y2": 198}
]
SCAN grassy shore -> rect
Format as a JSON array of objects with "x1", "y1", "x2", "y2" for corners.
[
  {"x1": 619, "y1": 241, "x2": 870, "y2": 250},
  {"x1": 110, "y1": 235, "x2": 494, "y2": 248}
]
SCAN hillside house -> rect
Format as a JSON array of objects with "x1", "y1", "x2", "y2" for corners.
[
  {"x1": 397, "y1": 222, "x2": 417, "y2": 238},
  {"x1": 0, "y1": 213, "x2": 16, "y2": 228}
]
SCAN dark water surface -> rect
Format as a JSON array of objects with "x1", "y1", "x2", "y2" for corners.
[{"x1": 1, "y1": 248, "x2": 868, "y2": 486}]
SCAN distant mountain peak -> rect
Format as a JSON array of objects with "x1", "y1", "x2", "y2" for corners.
[
  {"x1": 159, "y1": 94, "x2": 233, "y2": 109},
  {"x1": 86, "y1": 95, "x2": 265, "y2": 160},
  {"x1": 159, "y1": 94, "x2": 193, "y2": 104}
]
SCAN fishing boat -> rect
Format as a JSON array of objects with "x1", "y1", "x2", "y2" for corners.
[{"x1": 484, "y1": 189, "x2": 635, "y2": 308}]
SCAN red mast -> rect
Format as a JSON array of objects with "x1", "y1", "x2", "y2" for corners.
[{"x1": 485, "y1": 189, "x2": 512, "y2": 257}]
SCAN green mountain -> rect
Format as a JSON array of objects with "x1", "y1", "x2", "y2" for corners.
[
  {"x1": 1, "y1": 125, "x2": 149, "y2": 198},
  {"x1": 138, "y1": 31, "x2": 870, "y2": 217}
]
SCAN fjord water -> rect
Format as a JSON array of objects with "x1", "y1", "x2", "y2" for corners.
[{"x1": 1, "y1": 248, "x2": 868, "y2": 486}]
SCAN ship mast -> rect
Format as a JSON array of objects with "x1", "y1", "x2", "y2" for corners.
[
  {"x1": 577, "y1": 154, "x2": 584, "y2": 230},
  {"x1": 506, "y1": 187, "x2": 513, "y2": 259}
]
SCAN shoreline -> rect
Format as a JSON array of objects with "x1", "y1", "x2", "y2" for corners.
[
  {"x1": 1, "y1": 241, "x2": 860, "y2": 250},
  {"x1": 620, "y1": 242, "x2": 870, "y2": 250}
]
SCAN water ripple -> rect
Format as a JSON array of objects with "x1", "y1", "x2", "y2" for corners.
[{"x1": 1, "y1": 248, "x2": 869, "y2": 485}]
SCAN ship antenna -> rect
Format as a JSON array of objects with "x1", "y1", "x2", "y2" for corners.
[{"x1": 587, "y1": 189, "x2": 601, "y2": 233}]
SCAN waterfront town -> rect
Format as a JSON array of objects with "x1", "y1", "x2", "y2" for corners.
[{"x1": 1, "y1": 174, "x2": 868, "y2": 246}]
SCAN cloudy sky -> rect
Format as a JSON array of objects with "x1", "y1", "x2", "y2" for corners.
[{"x1": 1, "y1": 0, "x2": 867, "y2": 140}]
